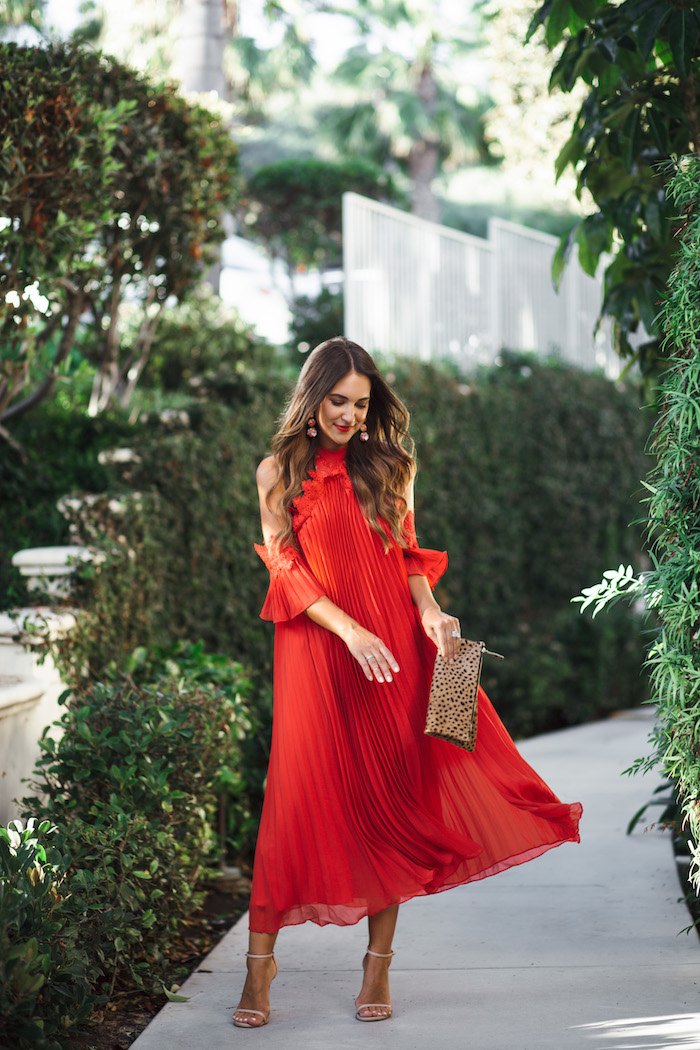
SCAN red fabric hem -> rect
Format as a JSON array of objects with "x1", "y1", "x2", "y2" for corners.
[
  {"x1": 401, "y1": 510, "x2": 447, "y2": 588},
  {"x1": 248, "y1": 803, "x2": 582, "y2": 932},
  {"x1": 254, "y1": 541, "x2": 326, "y2": 622},
  {"x1": 403, "y1": 548, "x2": 448, "y2": 588}
]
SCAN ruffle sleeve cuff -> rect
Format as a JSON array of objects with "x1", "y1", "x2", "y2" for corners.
[
  {"x1": 255, "y1": 541, "x2": 326, "y2": 623},
  {"x1": 401, "y1": 511, "x2": 448, "y2": 589}
]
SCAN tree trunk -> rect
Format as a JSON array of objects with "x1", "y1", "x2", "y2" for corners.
[
  {"x1": 409, "y1": 141, "x2": 440, "y2": 222},
  {"x1": 409, "y1": 63, "x2": 440, "y2": 223},
  {"x1": 172, "y1": 0, "x2": 237, "y2": 292},
  {"x1": 172, "y1": 0, "x2": 231, "y2": 98}
]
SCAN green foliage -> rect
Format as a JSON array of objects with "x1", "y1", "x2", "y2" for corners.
[
  {"x1": 573, "y1": 157, "x2": 700, "y2": 886},
  {"x1": 397, "y1": 354, "x2": 650, "y2": 735},
  {"x1": 287, "y1": 287, "x2": 344, "y2": 359},
  {"x1": 0, "y1": 41, "x2": 239, "y2": 422},
  {"x1": 0, "y1": 402, "x2": 133, "y2": 608},
  {"x1": 22, "y1": 663, "x2": 258, "y2": 994},
  {"x1": 125, "y1": 641, "x2": 267, "y2": 856},
  {"x1": 240, "y1": 157, "x2": 404, "y2": 279},
  {"x1": 0, "y1": 818, "x2": 94, "y2": 1050},
  {"x1": 137, "y1": 287, "x2": 277, "y2": 397},
  {"x1": 325, "y1": 41, "x2": 490, "y2": 170},
  {"x1": 0, "y1": 646, "x2": 260, "y2": 1041},
  {"x1": 58, "y1": 354, "x2": 647, "y2": 738},
  {"x1": 0, "y1": 1, "x2": 46, "y2": 30},
  {"x1": 52, "y1": 392, "x2": 285, "y2": 690},
  {"x1": 634, "y1": 156, "x2": 700, "y2": 884},
  {"x1": 528, "y1": 0, "x2": 700, "y2": 377}
]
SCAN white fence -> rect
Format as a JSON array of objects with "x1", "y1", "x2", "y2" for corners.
[{"x1": 342, "y1": 193, "x2": 620, "y2": 379}]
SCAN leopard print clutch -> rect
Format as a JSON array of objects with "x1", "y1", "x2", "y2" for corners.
[{"x1": 425, "y1": 640, "x2": 503, "y2": 752}]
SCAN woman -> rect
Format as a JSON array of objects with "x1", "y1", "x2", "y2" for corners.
[{"x1": 233, "y1": 337, "x2": 581, "y2": 1028}]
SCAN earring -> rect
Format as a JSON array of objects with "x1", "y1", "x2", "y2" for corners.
[
  {"x1": 306, "y1": 417, "x2": 318, "y2": 438},
  {"x1": 359, "y1": 423, "x2": 369, "y2": 442}
]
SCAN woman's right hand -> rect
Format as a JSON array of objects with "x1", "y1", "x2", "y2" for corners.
[{"x1": 342, "y1": 622, "x2": 400, "y2": 684}]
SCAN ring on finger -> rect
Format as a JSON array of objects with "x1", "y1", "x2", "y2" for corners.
[
  {"x1": 366, "y1": 654, "x2": 376, "y2": 661},
  {"x1": 451, "y1": 629, "x2": 461, "y2": 639}
]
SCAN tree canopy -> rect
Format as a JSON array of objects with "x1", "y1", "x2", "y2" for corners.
[
  {"x1": 529, "y1": 0, "x2": 700, "y2": 375},
  {"x1": 0, "y1": 42, "x2": 239, "y2": 427},
  {"x1": 319, "y1": 0, "x2": 490, "y2": 222},
  {"x1": 240, "y1": 157, "x2": 404, "y2": 290}
]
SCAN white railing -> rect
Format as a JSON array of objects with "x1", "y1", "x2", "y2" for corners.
[{"x1": 343, "y1": 193, "x2": 621, "y2": 380}]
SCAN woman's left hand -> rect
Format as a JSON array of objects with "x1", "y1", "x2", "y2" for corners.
[{"x1": 421, "y1": 607, "x2": 461, "y2": 662}]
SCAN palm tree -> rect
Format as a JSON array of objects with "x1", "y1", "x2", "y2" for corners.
[
  {"x1": 173, "y1": 0, "x2": 237, "y2": 96},
  {"x1": 321, "y1": 1, "x2": 490, "y2": 221}
]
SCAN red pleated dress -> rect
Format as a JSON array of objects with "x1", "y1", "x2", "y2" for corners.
[{"x1": 250, "y1": 444, "x2": 581, "y2": 933}]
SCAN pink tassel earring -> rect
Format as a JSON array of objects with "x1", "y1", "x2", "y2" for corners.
[
  {"x1": 306, "y1": 417, "x2": 318, "y2": 438},
  {"x1": 359, "y1": 423, "x2": 369, "y2": 442}
]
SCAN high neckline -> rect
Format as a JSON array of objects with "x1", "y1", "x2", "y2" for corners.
[{"x1": 315, "y1": 444, "x2": 347, "y2": 462}]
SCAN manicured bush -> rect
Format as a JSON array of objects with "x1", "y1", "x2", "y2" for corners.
[
  {"x1": 21, "y1": 658, "x2": 259, "y2": 994},
  {"x1": 0, "y1": 818, "x2": 94, "y2": 1050},
  {"x1": 577, "y1": 157, "x2": 700, "y2": 885},
  {"x1": 394, "y1": 354, "x2": 650, "y2": 735},
  {"x1": 3, "y1": 342, "x2": 649, "y2": 742},
  {"x1": 0, "y1": 402, "x2": 133, "y2": 608},
  {"x1": 54, "y1": 394, "x2": 285, "y2": 686},
  {"x1": 0, "y1": 42, "x2": 240, "y2": 421},
  {"x1": 240, "y1": 157, "x2": 404, "y2": 277},
  {"x1": 287, "y1": 287, "x2": 344, "y2": 360},
  {"x1": 137, "y1": 287, "x2": 279, "y2": 396}
]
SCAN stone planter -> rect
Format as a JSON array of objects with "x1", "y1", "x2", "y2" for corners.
[
  {"x1": 0, "y1": 607, "x2": 76, "y2": 825},
  {"x1": 12, "y1": 545, "x2": 93, "y2": 599}
]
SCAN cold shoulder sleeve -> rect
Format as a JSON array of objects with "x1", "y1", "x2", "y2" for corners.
[
  {"x1": 254, "y1": 540, "x2": 326, "y2": 623},
  {"x1": 401, "y1": 511, "x2": 448, "y2": 588}
]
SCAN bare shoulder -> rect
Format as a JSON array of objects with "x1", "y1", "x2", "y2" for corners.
[{"x1": 256, "y1": 455, "x2": 279, "y2": 490}]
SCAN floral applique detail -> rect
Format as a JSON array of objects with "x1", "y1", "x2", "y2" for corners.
[
  {"x1": 292, "y1": 451, "x2": 353, "y2": 534},
  {"x1": 402, "y1": 510, "x2": 419, "y2": 551},
  {"x1": 400, "y1": 509, "x2": 448, "y2": 588},
  {"x1": 254, "y1": 540, "x2": 304, "y2": 579}
]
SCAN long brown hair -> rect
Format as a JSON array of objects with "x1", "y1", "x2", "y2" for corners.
[{"x1": 268, "y1": 337, "x2": 415, "y2": 551}]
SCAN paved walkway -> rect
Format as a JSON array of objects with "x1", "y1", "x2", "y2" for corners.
[{"x1": 131, "y1": 710, "x2": 700, "y2": 1050}]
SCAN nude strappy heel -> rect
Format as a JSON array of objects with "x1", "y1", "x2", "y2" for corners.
[
  {"x1": 233, "y1": 952, "x2": 278, "y2": 1029},
  {"x1": 355, "y1": 948, "x2": 395, "y2": 1022}
]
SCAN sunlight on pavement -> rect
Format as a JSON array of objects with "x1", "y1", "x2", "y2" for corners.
[{"x1": 574, "y1": 1013, "x2": 700, "y2": 1049}]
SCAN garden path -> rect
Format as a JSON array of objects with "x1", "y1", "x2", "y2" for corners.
[{"x1": 131, "y1": 710, "x2": 700, "y2": 1050}]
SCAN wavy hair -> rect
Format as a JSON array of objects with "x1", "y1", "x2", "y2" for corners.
[{"x1": 267, "y1": 337, "x2": 415, "y2": 551}]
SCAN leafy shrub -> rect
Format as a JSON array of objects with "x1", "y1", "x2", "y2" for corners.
[
  {"x1": 126, "y1": 641, "x2": 269, "y2": 857},
  {"x1": 0, "y1": 41, "x2": 240, "y2": 422},
  {"x1": 573, "y1": 158, "x2": 700, "y2": 885},
  {"x1": 138, "y1": 287, "x2": 279, "y2": 396},
  {"x1": 53, "y1": 393, "x2": 285, "y2": 687},
  {"x1": 0, "y1": 819, "x2": 94, "y2": 1050},
  {"x1": 287, "y1": 287, "x2": 344, "y2": 360},
  {"x1": 394, "y1": 353, "x2": 651, "y2": 735},
  {"x1": 0, "y1": 402, "x2": 133, "y2": 608},
  {"x1": 22, "y1": 662, "x2": 259, "y2": 994},
  {"x1": 240, "y1": 156, "x2": 405, "y2": 275},
  {"x1": 5, "y1": 347, "x2": 649, "y2": 743}
]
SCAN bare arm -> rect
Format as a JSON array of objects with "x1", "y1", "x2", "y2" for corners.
[{"x1": 256, "y1": 456, "x2": 399, "y2": 684}]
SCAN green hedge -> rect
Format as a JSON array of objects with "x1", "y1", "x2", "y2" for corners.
[
  {"x1": 398, "y1": 355, "x2": 650, "y2": 734},
  {"x1": 0, "y1": 819, "x2": 93, "y2": 1050},
  {"x1": 0, "y1": 648, "x2": 260, "y2": 1047},
  {"x1": 0, "y1": 403, "x2": 133, "y2": 608},
  {"x1": 2, "y1": 354, "x2": 649, "y2": 741}
]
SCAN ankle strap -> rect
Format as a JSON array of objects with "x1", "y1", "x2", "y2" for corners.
[
  {"x1": 246, "y1": 952, "x2": 275, "y2": 959},
  {"x1": 367, "y1": 948, "x2": 395, "y2": 958}
]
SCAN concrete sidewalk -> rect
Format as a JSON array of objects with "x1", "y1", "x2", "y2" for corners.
[{"x1": 131, "y1": 711, "x2": 700, "y2": 1050}]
